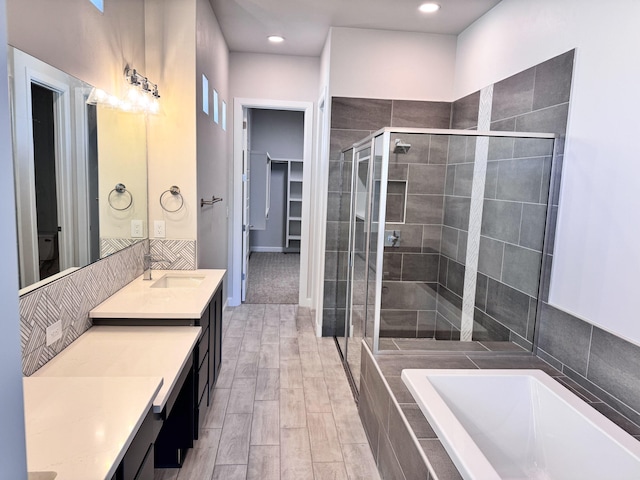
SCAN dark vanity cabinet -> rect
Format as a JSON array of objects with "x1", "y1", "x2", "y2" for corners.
[
  {"x1": 153, "y1": 354, "x2": 195, "y2": 467},
  {"x1": 210, "y1": 286, "x2": 223, "y2": 391},
  {"x1": 112, "y1": 409, "x2": 157, "y2": 480},
  {"x1": 94, "y1": 283, "x2": 224, "y2": 468}
]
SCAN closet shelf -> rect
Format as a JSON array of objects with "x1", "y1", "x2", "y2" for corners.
[{"x1": 286, "y1": 159, "x2": 304, "y2": 251}]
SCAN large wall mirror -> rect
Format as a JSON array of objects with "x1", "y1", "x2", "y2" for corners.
[{"x1": 9, "y1": 47, "x2": 148, "y2": 292}]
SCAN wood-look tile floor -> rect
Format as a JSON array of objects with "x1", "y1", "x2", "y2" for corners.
[{"x1": 155, "y1": 304, "x2": 381, "y2": 480}]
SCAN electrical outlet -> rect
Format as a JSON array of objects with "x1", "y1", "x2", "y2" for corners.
[
  {"x1": 46, "y1": 320, "x2": 63, "y2": 346},
  {"x1": 154, "y1": 220, "x2": 166, "y2": 238},
  {"x1": 131, "y1": 219, "x2": 143, "y2": 238}
]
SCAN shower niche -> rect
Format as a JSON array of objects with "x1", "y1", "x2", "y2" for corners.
[{"x1": 338, "y1": 128, "x2": 560, "y2": 391}]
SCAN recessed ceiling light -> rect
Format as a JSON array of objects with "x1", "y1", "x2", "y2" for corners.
[
  {"x1": 419, "y1": 2, "x2": 441, "y2": 13},
  {"x1": 268, "y1": 35, "x2": 285, "y2": 43}
]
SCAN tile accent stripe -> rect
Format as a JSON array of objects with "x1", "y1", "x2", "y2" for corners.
[{"x1": 460, "y1": 85, "x2": 493, "y2": 341}]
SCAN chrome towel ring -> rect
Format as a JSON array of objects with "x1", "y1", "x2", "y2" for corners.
[
  {"x1": 108, "y1": 183, "x2": 133, "y2": 211},
  {"x1": 160, "y1": 185, "x2": 184, "y2": 212}
]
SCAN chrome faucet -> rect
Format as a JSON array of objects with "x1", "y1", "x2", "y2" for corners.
[{"x1": 143, "y1": 253, "x2": 152, "y2": 280}]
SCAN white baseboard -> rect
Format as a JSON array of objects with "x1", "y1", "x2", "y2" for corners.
[{"x1": 251, "y1": 246, "x2": 284, "y2": 253}]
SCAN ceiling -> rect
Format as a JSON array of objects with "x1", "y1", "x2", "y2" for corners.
[{"x1": 209, "y1": 0, "x2": 503, "y2": 56}]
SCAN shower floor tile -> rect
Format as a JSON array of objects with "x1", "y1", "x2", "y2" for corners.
[{"x1": 374, "y1": 337, "x2": 527, "y2": 353}]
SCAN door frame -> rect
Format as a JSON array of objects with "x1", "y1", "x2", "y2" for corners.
[
  {"x1": 10, "y1": 48, "x2": 88, "y2": 287},
  {"x1": 231, "y1": 98, "x2": 314, "y2": 307}
]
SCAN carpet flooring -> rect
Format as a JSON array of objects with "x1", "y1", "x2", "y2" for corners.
[{"x1": 245, "y1": 252, "x2": 300, "y2": 304}]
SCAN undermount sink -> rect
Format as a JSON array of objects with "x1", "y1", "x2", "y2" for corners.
[{"x1": 151, "y1": 274, "x2": 206, "y2": 288}]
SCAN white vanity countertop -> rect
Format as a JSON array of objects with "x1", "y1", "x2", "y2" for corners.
[
  {"x1": 89, "y1": 269, "x2": 226, "y2": 319},
  {"x1": 32, "y1": 325, "x2": 201, "y2": 413},
  {"x1": 24, "y1": 375, "x2": 162, "y2": 480}
]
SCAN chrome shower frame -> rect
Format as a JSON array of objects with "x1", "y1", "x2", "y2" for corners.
[{"x1": 340, "y1": 127, "x2": 559, "y2": 367}]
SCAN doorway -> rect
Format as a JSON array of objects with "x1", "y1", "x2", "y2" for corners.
[
  {"x1": 244, "y1": 109, "x2": 303, "y2": 304},
  {"x1": 231, "y1": 99, "x2": 314, "y2": 308},
  {"x1": 30, "y1": 84, "x2": 60, "y2": 281}
]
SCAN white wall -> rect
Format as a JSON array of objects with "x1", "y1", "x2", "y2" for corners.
[
  {"x1": 230, "y1": 53, "x2": 320, "y2": 102},
  {"x1": 228, "y1": 53, "x2": 319, "y2": 305},
  {"x1": 0, "y1": 0, "x2": 28, "y2": 475},
  {"x1": 196, "y1": 0, "x2": 230, "y2": 280},
  {"x1": 455, "y1": 0, "x2": 640, "y2": 345},
  {"x1": 329, "y1": 27, "x2": 457, "y2": 100},
  {"x1": 145, "y1": 0, "x2": 197, "y2": 241},
  {"x1": 7, "y1": 0, "x2": 145, "y2": 97},
  {"x1": 98, "y1": 107, "x2": 148, "y2": 240}
]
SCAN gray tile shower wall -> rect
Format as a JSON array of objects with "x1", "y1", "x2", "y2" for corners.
[
  {"x1": 467, "y1": 47, "x2": 640, "y2": 431},
  {"x1": 381, "y1": 132, "x2": 449, "y2": 339},
  {"x1": 323, "y1": 98, "x2": 455, "y2": 336},
  {"x1": 468, "y1": 50, "x2": 574, "y2": 347},
  {"x1": 20, "y1": 240, "x2": 148, "y2": 376},
  {"x1": 437, "y1": 130, "x2": 475, "y2": 340}
]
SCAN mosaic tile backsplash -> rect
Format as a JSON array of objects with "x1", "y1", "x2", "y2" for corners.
[
  {"x1": 20, "y1": 238, "x2": 199, "y2": 375},
  {"x1": 100, "y1": 237, "x2": 138, "y2": 258},
  {"x1": 20, "y1": 240, "x2": 148, "y2": 376},
  {"x1": 150, "y1": 239, "x2": 197, "y2": 270}
]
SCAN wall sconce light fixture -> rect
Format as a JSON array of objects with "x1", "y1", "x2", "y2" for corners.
[
  {"x1": 86, "y1": 66, "x2": 161, "y2": 115},
  {"x1": 124, "y1": 67, "x2": 161, "y2": 114}
]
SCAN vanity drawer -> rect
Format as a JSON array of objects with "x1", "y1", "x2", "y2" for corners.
[
  {"x1": 196, "y1": 386, "x2": 208, "y2": 433},
  {"x1": 119, "y1": 408, "x2": 155, "y2": 480},
  {"x1": 197, "y1": 351, "x2": 209, "y2": 402},
  {"x1": 134, "y1": 444, "x2": 154, "y2": 480},
  {"x1": 198, "y1": 304, "x2": 210, "y2": 331},
  {"x1": 196, "y1": 326, "x2": 209, "y2": 369}
]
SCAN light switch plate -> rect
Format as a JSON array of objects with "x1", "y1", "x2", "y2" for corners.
[
  {"x1": 46, "y1": 320, "x2": 63, "y2": 346},
  {"x1": 154, "y1": 220, "x2": 166, "y2": 238},
  {"x1": 131, "y1": 219, "x2": 143, "y2": 238}
]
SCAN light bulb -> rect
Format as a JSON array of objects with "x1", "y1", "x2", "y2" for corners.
[
  {"x1": 149, "y1": 99, "x2": 160, "y2": 114},
  {"x1": 95, "y1": 89, "x2": 107, "y2": 102},
  {"x1": 108, "y1": 95, "x2": 120, "y2": 108},
  {"x1": 419, "y1": 2, "x2": 440, "y2": 13}
]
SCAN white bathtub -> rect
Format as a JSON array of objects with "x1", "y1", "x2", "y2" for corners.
[{"x1": 401, "y1": 369, "x2": 640, "y2": 480}]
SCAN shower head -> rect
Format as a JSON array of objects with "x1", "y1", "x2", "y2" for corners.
[{"x1": 393, "y1": 138, "x2": 411, "y2": 154}]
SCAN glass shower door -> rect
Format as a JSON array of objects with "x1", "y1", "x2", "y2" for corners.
[
  {"x1": 344, "y1": 142, "x2": 373, "y2": 390},
  {"x1": 334, "y1": 149, "x2": 353, "y2": 361}
]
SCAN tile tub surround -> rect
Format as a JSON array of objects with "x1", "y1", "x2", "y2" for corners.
[
  {"x1": 20, "y1": 240, "x2": 148, "y2": 376},
  {"x1": 536, "y1": 302, "x2": 640, "y2": 430},
  {"x1": 358, "y1": 342, "x2": 640, "y2": 480}
]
